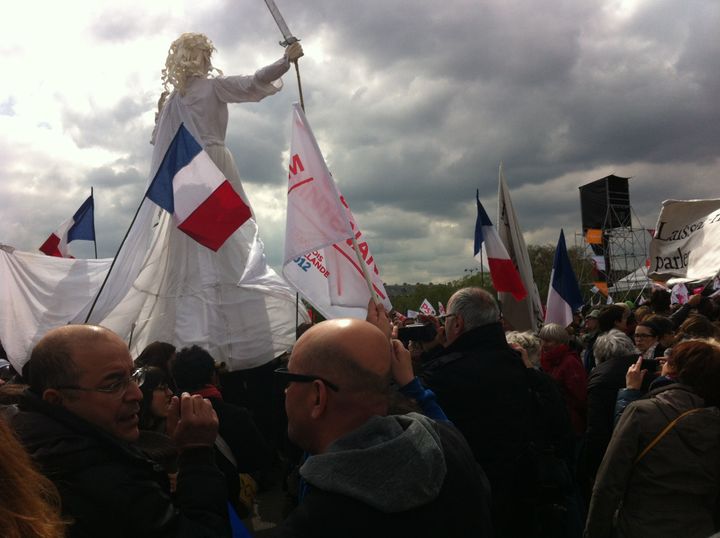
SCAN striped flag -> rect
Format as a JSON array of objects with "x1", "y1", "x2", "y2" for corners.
[
  {"x1": 39, "y1": 194, "x2": 95, "y2": 257},
  {"x1": 146, "y1": 124, "x2": 251, "y2": 251},
  {"x1": 474, "y1": 191, "x2": 527, "y2": 301},
  {"x1": 545, "y1": 229, "x2": 584, "y2": 326}
]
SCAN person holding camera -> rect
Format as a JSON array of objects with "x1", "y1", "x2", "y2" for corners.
[
  {"x1": 12, "y1": 325, "x2": 230, "y2": 537},
  {"x1": 273, "y1": 314, "x2": 492, "y2": 537}
]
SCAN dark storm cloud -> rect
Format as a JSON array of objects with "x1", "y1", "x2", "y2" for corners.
[
  {"x1": 4, "y1": 0, "x2": 718, "y2": 286},
  {"x1": 281, "y1": 0, "x2": 720, "y2": 234}
]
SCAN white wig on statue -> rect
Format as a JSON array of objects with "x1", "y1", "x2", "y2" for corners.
[{"x1": 156, "y1": 33, "x2": 224, "y2": 120}]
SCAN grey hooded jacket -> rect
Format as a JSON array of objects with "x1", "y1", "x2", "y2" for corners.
[{"x1": 276, "y1": 412, "x2": 492, "y2": 537}]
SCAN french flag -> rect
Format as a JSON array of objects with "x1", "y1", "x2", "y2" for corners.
[
  {"x1": 475, "y1": 191, "x2": 527, "y2": 301},
  {"x1": 545, "y1": 229, "x2": 584, "y2": 326},
  {"x1": 39, "y1": 195, "x2": 95, "y2": 257},
  {"x1": 146, "y1": 124, "x2": 251, "y2": 251}
]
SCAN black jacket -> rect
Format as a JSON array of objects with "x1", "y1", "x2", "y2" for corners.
[
  {"x1": 274, "y1": 415, "x2": 492, "y2": 538},
  {"x1": 421, "y1": 323, "x2": 580, "y2": 538},
  {"x1": 207, "y1": 396, "x2": 273, "y2": 514},
  {"x1": 577, "y1": 354, "x2": 637, "y2": 503},
  {"x1": 421, "y1": 324, "x2": 531, "y2": 481},
  {"x1": 12, "y1": 391, "x2": 230, "y2": 538}
]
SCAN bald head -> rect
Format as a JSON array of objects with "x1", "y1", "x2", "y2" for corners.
[
  {"x1": 285, "y1": 319, "x2": 393, "y2": 454},
  {"x1": 292, "y1": 319, "x2": 392, "y2": 393},
  {"x1": 27, "y1": 325, "x2": 122, "y2": 394}
]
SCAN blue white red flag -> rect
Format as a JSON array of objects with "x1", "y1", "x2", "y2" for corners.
[
  {"x1": 474, "y1": 191, "x2": 527, "y2": 301},
  {"x1": 545, "y1": 229, "x2": 584, "y2": 326},
  {"x1": 39, "y1": 194, "x2": 95, "y2": 257},
  {"x1": 146, "y1": 124, "x2": 251, "y2": 251}
]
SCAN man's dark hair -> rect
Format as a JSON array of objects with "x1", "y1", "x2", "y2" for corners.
[
  {"x1": 643, "y1": 315, "x2": 674, "y2": 337},
  {"x1": 170, "y1": 345, "x2": 216, "y2": 392},
  {"x1": 674, "y1": 339, "x2": 720, "y2": 407},
  {"x1": 24, "y1": 338, "x2": 80, "y2": 395},
  {"x1": 135, "y1": 341, "x2": 176, "y2": 371},
  {"x1": 597, "y1": 305, "x2": 628, "y2": 333},
  {"x1": 649, "y1": 289, "x2": 671, "y2": 314}
]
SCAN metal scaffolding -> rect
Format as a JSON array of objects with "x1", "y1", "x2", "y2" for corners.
[{"x1": 575, "y1": 180, "x2": 654, "y2": 303}]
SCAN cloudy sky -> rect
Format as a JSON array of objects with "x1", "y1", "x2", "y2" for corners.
[{"x1": 1, "y1": 0, "x2": 718, "y2": 286}]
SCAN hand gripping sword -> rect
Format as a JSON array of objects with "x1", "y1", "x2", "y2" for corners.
[{"x1": 263, "y1": 0, "x2": 305, "y2": 109}]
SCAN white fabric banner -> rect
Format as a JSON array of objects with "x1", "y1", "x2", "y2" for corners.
[
  {"x1": 648, "y1": 199, "x2": 720, "y2": 281},
  {"x1": 496, "y1": 164, "x2": 544, "y2": 331},
  {"x1": 283, "y1": 104, "x2": 392, "y2": 319},
  {"x1": 0, "y1": 247, "x2": 112, "y2": 373}
]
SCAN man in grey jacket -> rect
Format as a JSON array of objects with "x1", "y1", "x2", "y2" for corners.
[{"x1": 273, "y1": 318, "x2": 491, "y2": 537}]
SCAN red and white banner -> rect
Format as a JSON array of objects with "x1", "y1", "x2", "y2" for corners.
[
  {"x1": 283, "y1": 104, "x2": 392, "y2": 319},
  {"x1": 419, "y1": 299, "x2": 436, "y2": 316}
]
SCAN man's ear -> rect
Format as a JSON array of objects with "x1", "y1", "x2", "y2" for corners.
[
  {"x1": 42, "y1": 388, "x2": 64, "y2": 405},
  {"x1": 310, "y1": 381, "x2": 328, "y2": 419},
  {"x1": 454, "y1": 313, "x2": 465, "y2": 333}
]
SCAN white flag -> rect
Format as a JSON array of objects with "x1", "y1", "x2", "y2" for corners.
[
  {"x1": 496, "y1": 164, "x2": 544, "y2": 331},
  {"x1": 282, "y1": 104, "x2": 392, "y2": 319},
  {"x1": 419, "y1": 299, "x2": 436, "y2": 316},
  {"x1": 649, "y1": 199, "x2": 720, "y2": 281},
  {"x1": 670, "y1": 283, "x2": 689, "y2": 305}
]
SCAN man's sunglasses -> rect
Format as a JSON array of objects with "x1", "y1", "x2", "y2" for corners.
[{"x1": 274, "y1": 367, "x2": 339, "y2": 392}]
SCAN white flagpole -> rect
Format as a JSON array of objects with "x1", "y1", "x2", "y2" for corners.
[{"x1": 350, "y1": 236, "x2": 380, "y2": 303}]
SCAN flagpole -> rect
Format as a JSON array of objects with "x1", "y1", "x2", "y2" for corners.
[
  {"x1": 91, "y1": 186, "x2": 98, "y2": 259},
  {"x1": 293, "y1": 60, "x2": 305, "y2": 112},
  {"x1": 480, "y1": 245, "x2": 485, "y2": 288},
  {"x1": 84, "y1": 197, "x2": 150, "y2": 323},
  {"x1": 350, "y1": 236, "x2": 380, "y2": 303}
]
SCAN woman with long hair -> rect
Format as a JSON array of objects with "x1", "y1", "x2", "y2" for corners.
[
  {"x1": 0, "y1": 417, "x2": 67, "y2": 538},
  {"x1": 134, "y1": 367, "x2": 178, "y2": 493},
  {"x1": 137, "y1": 366, "x2": 174, "y2": 432}
]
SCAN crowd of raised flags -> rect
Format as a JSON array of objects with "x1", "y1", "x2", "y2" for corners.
[{"x1": 32, "y1": 104, "x2": 720, "y2": 337}]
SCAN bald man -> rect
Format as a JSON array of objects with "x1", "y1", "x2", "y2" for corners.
[
  {"x1": 12, "y1": 325, "x2": 231, "y2": 538},
  {"x1": 273, "y1": 319, "x2": 491, "y2": 537}
]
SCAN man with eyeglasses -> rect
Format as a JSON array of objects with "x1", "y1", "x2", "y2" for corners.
[
  {"x1": 420, "y1": 287, "x2": 578, "y2": 538},
  {"x1": 11, "y1": 324, "x2": 231, "y2": 537},
  {"x1": 273, "y1": 314, "x2": 492, "y2": 537}
]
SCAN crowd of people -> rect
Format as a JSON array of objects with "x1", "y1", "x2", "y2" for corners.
[
  {"x1": 0, "y1": 285, "x2": 719, "y2": 537},
  {"x1": 2, "y1": 23, "x2": 719, "y2": 537}
]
